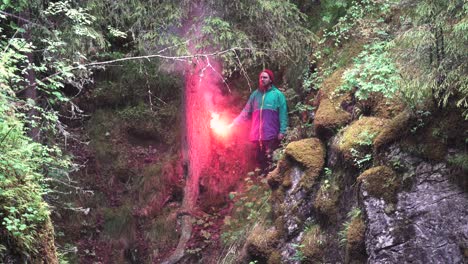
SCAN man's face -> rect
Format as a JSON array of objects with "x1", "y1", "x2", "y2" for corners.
[{"x1": 259, "y1": 72, "x2": 272, "y2": 90}]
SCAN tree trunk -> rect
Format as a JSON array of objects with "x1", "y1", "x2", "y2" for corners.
[{"x1": 20, "y1": 9, "x2": 40, "y2": 141}]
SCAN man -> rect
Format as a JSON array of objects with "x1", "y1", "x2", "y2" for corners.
[{"x1": 230, "y1": 69, "x2": 288, "y2": 173}]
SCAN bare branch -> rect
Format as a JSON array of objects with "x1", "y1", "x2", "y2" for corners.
[{"x1": 0, "y1": 10, "x2": 38, "y2": 26}]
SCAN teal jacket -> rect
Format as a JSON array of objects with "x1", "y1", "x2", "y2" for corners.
[{"x1": 234, "y1": 85, "x2": 288, "y2": 141}]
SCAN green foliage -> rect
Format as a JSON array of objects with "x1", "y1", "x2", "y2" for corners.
[
  {"x1": 0, "y1": 76, "x2": 70, "y2": 256},
  {"x1": 447, "y1": 153, "x2": 468, "y2": 171},
  {"x1": 392, "y1": 0, "x2": 468, "y2": 118},
  {"x1": 350, "y1": 148, "x2": 373, "y2": 169},
  {"x1": 0, "y1": 0, "x2": 101, "y2": 259},
  {"x1": 299, "y1": 224, "x2": 325, "y2": 261},
  {"x1": 290, "y1": 243, "x2": 306, "y2": 261},
  {"x1": 87, "y1": 0, "x2": 314, "y2": 83},
  {"x1": 221, "y1": 177, "x2": 271, "y2": 246},
  {"x1": 339, "y1": 207, "x2": 361, "y2": 246},
  {"x1": 347, "y1": 128, "x2": 378, "y2": 168},
  {"x1": 322, "y1": 0, "x2": 390, "y2": 46},
  {"x1": 338, "y1": 41, "x2": 401, "y2": 100},
  {"x1": 356, "y1": 130, "x2": 378, "y2": 146}
]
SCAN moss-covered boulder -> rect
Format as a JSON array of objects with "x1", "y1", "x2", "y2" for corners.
[
  {"x1": 374, "y1": 109, "x2": 412, "y2": 150},
  {"x1": 314, "y1": 98, "x2": 352, "y2": 139},
  {"x1": 267, "y1": 158, "x2": 291, "y2": 190},
  {"x1": 300, "y1": 225, "x2": 325, "y2": 263},
  {"x1": 284, "y1": 138, "x2": 326, "y2": 190},
  {"x1": 345, "y1": 216, "x2": 366, "y2": 263},
  {"x1": 337, "y1": 117, "x2": 387, "y2": 165},
  {"x1": 314, "y1": 181, "x2": 340, "y2": 222},
  {"x1": 245, "y1": 225, "x2": 279, "y2": 262},
  {"x1": 314, "y1": 69, "x2": 352, "y2": 139},
  {"x1": 357, "y1": 166, "x2": 399, "y2": 203},
  {"x1": 371, "y1": 95, "x2": 406, "y2": 119}
]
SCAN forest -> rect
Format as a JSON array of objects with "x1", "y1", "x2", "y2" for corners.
[{"x1": 0, "y1": 0, "x2": 467, "y2": 263}]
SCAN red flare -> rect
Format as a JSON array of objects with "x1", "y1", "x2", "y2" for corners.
[{"x1": 210, "y1": 113, "x2": 230, "y2": 137}]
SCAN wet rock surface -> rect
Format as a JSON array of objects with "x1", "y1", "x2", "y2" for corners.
[{"x1": 363, "y1": 146, "x2": 468, "y2": 264}]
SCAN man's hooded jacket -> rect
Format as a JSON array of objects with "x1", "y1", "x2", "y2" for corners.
[{"x1": 233, "y1": 85, "x2": 288, "y2": 141}]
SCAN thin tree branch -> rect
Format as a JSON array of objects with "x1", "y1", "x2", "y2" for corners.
[
  {"x1": 15, "y1": 47, "x2": 285, "y2": 95},
  {"x1": 0, "y1": 10, "x2": 38, "y2": 26}
]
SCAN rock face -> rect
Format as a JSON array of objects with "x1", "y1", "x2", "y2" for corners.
[{"x1": 363, "y1": 146, "x2": 468, "y2": 264}]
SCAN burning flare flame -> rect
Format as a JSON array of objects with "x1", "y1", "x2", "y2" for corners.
[{"x1": 210, "y1": 113, "x2": 230, "y2": 137}]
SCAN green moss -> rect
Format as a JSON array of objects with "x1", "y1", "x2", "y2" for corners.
[
  {"x1": 338, "y1": 117, "x2": 387, "y2": 163},
  {"x1": 102, "y1": 203, "x2": 135, "y2": 240},
  {"x1": 345, "y1": 216, "x2": 366, "y2": 262},
  {"x1": 145, "y1": 208, "x2": 179, "y2": 251},
  {"x1": 267, "y1": 158, "x2": 291, "y2": 190},
  {"x1": 267, "y1": 251, "x2": 282, "y2": 264},
  {"x1": 448, "y1": 153, "x2": 468, "y2": 171},
  {"x1": 245, "y1": 225, "x2": 279, "y2": 261},
  {"x1": 300, "y1": 225, "x2": 325, "y2": 263},
  {"x1": 398, "y1": 107, "x2": 468, "y2": 161},
  {"x1": 314, "y1": 179, "x2": 340, "y2": 222},
  {"x1": 417, "y1": 132, "x2": 448, "y2": 161},
  {"x1": 374, "y1": 110, "x2": 412, "y2": 150},
  {"x1": 357, "y1": 166, "x2": 399, "y2": 203},
  {"x1": 314, "y1": 69, "x2": 353, "y2": 139},
  {"x1": 314, "y1": 98, "x2": 351, "y2": 139},
  {"x1": 284, "y1": 138, "x2": 326, "y2": 190},
  {"x1": 37, "y1": 220, "x2": 59, "y2": 264},
  {"x1": 371, "y1": 94, "x2": 406, "y2": 119},
  {"x1": 334, "y1": 40, "x2": 366, "y2": 69}
]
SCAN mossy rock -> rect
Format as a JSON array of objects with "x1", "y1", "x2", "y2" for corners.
[
  {"x1": 314, "y1": 98, "x2": 352, "y2": 139},
  {"x1": 300, "y1": 226, "x2": 325, "y2": 263},
  {"x1": 267, "y1": 158, "x2": 291, "y2": 190},
  {"x1": 374, "y1": 110, "x2": 412, "y2": 150},
  {"x1": 267, "y1": 251, "x2": 282, "y2": 264},
  {"x1": 284, "y1": 138, "x2": 326, "y2": 190},
  {"x1": 357, "y1": 166, "x2": 399, "y2": 203},
  {"x1": 345, "y1": 216, "x2": 366, "y2": 263},
  {"x1": 338, "y1": 116, "x2": 387, "y2": 161},
  {"x1": 400, "y1": 108, "x2": 468, "y2": 161},
  {"x1": 245, "y1": 225, "x2": 279, "y2": 262},
  {"x1": 371, "y1": 95, "x2": 406, "y2": 119},
  {"x1": 314, "y1": 69, "x2": 353, "y2": 139},
  {"x1": 314, "y1": 183, "x2": 340, "y2": 222},
  {"x1": 37, "y1": 220, "x2": 59, "y2": 264}
]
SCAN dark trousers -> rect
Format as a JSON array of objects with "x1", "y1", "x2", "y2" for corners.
[{"x1": 254, "y1": 139, "x2": 280, "y2": 172}]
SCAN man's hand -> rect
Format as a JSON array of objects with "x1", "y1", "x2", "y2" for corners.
[{"x1": 278, "y1": 133, "x2": 284, "y2": 140}]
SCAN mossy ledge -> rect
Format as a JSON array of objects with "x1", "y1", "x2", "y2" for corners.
[
  {"x1": 337, "y1": 116, "x2": 387, "y2": 162},
  {"x1": 284, "y1": 138, "x2": 326, "y2": 190},
  {"x1": 313, "y1": 69, "x2": 353, "y2": 140},
  {"x1": 314, "y1": 98, "x2": 351, "y2": 140},
  {"x1": 314, "y1": 180, "x2": 340, "y2": 222},
  {"x1": 345, "y1": 216, "x2": 366, "y2": 263},
  {"x1": 300, "y1": 225, "x2": 326, "y2": 263},
  {"x1": 244, "y1": 224, "x2": 279, "y2": 262},
  {"x1": 374, "y1": 109, "x2": 412, "y2": 151},
  {"x1": 357, "y1": 166, "x2": 399, "y2": 203}
]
